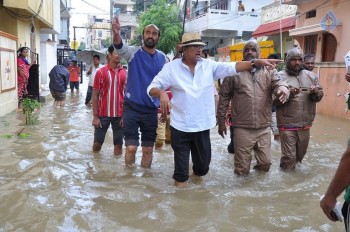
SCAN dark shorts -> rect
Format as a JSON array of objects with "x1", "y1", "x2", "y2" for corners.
[
  {"x1": 50, "y1": 91, "x2": 66, "y2": 101},
  {"x1": 94, "y1": 117, "x2": 123, "y2": 145},
  {"x1": 170, "y1": 126, "x2": 211, "y2": 182},
  {"x1": 70, "y1": 81, "x2": 79, "y2": 90},
  {"x1": 122, "y1": 104, "x2": 158, "y2": 147}
]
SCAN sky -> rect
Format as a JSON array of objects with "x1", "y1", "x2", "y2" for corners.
[{"x1": 70, "y1": 0, "x2": 112, "y2": 41}]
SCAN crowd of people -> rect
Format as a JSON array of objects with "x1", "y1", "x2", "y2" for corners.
[{"x1": 30, "y1": 14, "x2": 347, "y2": 230}]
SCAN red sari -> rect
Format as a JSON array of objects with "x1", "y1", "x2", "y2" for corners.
[{"x1": 17, "y1": 56, "x2": 30, "y2": 102}]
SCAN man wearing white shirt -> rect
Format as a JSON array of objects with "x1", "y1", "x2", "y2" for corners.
[
  {"x1": 147, "y1": 32, "x2": 286, "y2": 187},
  {"x1": 85, "y1": 55, "x2": 102, "y2": 106}
]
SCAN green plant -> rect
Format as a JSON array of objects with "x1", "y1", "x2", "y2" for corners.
[{"x1": 22, "y1": 98, "x2": 41, "y2": 125}]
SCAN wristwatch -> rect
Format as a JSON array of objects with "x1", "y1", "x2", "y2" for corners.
[{"x1": 251, "y1": 59, "x2": 257, "y2": 68}]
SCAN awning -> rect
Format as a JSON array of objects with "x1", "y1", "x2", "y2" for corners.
[
  {"x1": 289, "y1": 22, "x2": 342, "y2": 36},
  {"x1": 252, "y1": 17, "x2": 296, "y2": 37},
  {"x1": 289, "y1": 24, "x2": 324, "y2": 36}
]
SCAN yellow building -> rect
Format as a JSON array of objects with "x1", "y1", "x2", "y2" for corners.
[{"x1": 0, "y1": 0, "x2": 69, "y2": 116}]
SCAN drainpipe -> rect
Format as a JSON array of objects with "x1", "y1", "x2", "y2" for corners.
[{"x1": 279, "y1": 0, "x2": 283, "y2": 58}]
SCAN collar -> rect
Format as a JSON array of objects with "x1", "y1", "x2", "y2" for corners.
[{"x1": 106, "y1": 64, "x2": 122, "y2": 71}]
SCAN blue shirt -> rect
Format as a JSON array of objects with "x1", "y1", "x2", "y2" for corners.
[{"x1": 115, "y1": 42, "x2": 166, "y2": 113}]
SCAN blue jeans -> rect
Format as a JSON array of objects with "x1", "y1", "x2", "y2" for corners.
[
  {"x1": 94, "y1": 117, "x2": 123, "y2": 145},
  {"x1": 170, "y1": 126, "x2": 211, "y2": 182},
  {"x1": 85, "y1": 86, "x2": 93, "y2": 104},
  {"x1": 122, "y1": 104, "x2": 158, "y2": 147}
]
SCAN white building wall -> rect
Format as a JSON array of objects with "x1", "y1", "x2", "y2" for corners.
[
  {"x1": 40, "y1": 42, "x2": 57, "y2": 86},
  {"x1": 0, "y1": 34, "x2": 18, "y2": 116},
  {"x1": 185, "y1": 0, "x2": 274, "y2": 34}
]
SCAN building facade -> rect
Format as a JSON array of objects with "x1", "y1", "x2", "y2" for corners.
[
  {"x1": 0, "y1": 0, "x2": 71, "y2": 116},
  {"x1": 183, "y1": 0, "x2": 274, "y2": 57},
  {"x1": 284, "y1": 0, "x2": 350, "y2": 119},
  {"x1": 252, "y1": 1, "x2": 298, "y2": 58}
]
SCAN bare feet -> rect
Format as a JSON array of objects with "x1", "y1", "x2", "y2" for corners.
[
  {"x1": 175, "y1": 180, "x2": 187, "y2": 187},
  {"x1": 191, "y1": 174, "x2": 203, "y2": 184}
]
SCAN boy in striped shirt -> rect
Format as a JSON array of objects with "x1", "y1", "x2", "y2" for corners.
[{"x1": 91, "y1": 45, "x2": 127, "y2": 156}]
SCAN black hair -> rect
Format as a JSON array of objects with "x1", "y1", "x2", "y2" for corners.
[
  {"x1": 267, "y1": 54, "x2": 280, "y2": 59},
  {"x1": 303, "y1": 54, "x2": 315, "y2": 61},
  {"x1": 108, "y1": 45, "x2": 115, "y2": 54},
  {"x1": 93, "y1": 54, "x2": 100, "y2": 59},
  {"x1": 201, "y1": 50, "x2": 208, "y2": 58},
  {"x1": 17, "y1": 47, "x2": 29, "y2": 56}
]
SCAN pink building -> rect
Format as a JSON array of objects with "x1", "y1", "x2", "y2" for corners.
[{"x1": 284, "y1": 0, "x2": 350, "y2": 119}]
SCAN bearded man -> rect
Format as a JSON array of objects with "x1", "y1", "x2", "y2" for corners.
[
  {"x1": 216, "y1": 39, "x2": 289, "y2": 175},
  {"x1": 275, "y1": 48, "x2": 324, "y2": 170},
  {"x1": 112, "y1": 17, "x2": 167, "y2": 168}
]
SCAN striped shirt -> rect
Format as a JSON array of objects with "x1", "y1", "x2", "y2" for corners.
[{"x1": 93, "y1": 64, "x2": 127, "y2": 117}]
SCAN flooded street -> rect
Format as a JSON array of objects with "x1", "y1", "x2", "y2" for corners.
[{"x1": 1, "y1": 83, "x2": 350, "y2": 231}]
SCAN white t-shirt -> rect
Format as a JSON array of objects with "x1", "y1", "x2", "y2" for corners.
[{"x1": 88, "y1": 64, "x2": 103, "y2": 86}]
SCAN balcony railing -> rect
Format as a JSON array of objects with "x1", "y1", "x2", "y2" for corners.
[{"x1": 185, "y1": 9, "x2": 260, "y2": 34}]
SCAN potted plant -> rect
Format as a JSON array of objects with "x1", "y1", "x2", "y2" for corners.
[{"x1": 21, "y1": 98, "x2": 41, "y2": 125}]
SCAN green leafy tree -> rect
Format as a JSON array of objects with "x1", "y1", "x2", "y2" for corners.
[{"x1": 130, "y1": 0, "x2": 182, "y2": 54}]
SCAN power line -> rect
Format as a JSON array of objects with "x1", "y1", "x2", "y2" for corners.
[{"x1": 80, "y1": 0, "x2": 109, "y2": 14}]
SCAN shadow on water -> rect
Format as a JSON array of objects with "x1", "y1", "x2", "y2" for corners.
[{"x1": 0, "y1": 83, "x2": 350, "y2": 231}]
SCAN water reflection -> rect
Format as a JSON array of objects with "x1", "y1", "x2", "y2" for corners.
[{"x1": 0, "y1": 85, "x2": 349, "y2": 231}]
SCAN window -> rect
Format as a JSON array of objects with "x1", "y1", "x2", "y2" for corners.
[
  {"x1": 304, "y1": 35, "x2": 317, "y2": 55},
  {"x1": 98, "y1": 30, "x2": 102, "y2": 38},
  {"x1": 306, "y1": 10, "x2": 316, "y2": 19}
]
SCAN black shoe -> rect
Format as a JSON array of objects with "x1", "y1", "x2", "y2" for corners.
[{"x1": 227, "y1": 142, "x2": 235, "y2": 154}]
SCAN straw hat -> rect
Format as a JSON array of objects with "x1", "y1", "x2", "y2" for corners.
[{"x1": 180, "y1": 32, "x2": 206, "y2": 47}]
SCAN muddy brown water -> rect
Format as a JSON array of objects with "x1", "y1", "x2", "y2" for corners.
[{"x1": 1, "y1": 86, "x2": 349, "y2": 231}]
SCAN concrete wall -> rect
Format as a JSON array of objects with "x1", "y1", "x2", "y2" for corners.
[
  {"x1": 316, "y1": 64, "x2": 350, "y2": 119},
  {"x1": 39, "y1": 42, "x2": 57, "y2": 86},
  {"x1": 0, "y1": 31, "x2": 19, "y2": 116}
]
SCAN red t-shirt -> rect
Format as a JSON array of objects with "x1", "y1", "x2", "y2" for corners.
[
  {"x1": 68, "y1": 65, "x2": 81, "y2": 82},
  {"x1": 93, "y1": 64, "x2": 127, "y2": 117}
]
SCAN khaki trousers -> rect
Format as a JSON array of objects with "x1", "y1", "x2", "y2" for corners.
[
  {"x1": 156, "y1": 114, "x2": 171, "y2": 145},
  {"x1": 279, "y1": 129, "x2": 310, "y2": 170},
  {"x1": 234, "y1": 127, "x2": 272, "y2": 175}
]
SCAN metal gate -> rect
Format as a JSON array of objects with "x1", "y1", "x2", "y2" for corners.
[{"x1": 56, "y1": 48, "x2": 83, "y2": 83}]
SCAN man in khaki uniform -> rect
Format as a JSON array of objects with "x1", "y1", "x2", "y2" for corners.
[
  {"x1": 217, "y1": 39, "x2": 289, "y2": 175},
  {"x1": 275, "y1": 48, "x2": 323, "y2": 170}
]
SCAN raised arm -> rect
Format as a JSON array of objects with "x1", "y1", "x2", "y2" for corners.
[
  {"x1": 112, "y1": 16, "x2": 122, "y2": 46},
  {"x1": 235, "y1": 59, "x2": 283, "y2": 72}
]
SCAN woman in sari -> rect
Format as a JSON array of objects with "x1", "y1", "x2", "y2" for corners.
[{"x1": 17, "y1": 47, "x2": 35, "y2": 109}]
